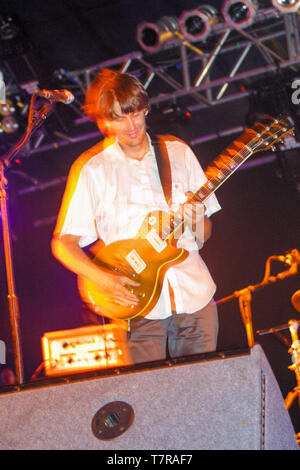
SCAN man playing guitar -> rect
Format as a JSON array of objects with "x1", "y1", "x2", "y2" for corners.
[{"x1": 51, "y1": 69, "x2": 221, "y2": 365}]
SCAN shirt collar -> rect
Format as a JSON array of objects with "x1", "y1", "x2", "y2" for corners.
[{"x1": 113, "y1": 133, "x2": 154, "y2": 162}]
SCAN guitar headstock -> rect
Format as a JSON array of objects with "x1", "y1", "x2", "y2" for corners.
[
  {"x1": 249, "y1": 115, "x2": 295, "y2": 154},
  {"x1": 204, "y1": 115, "x2": 295, "y2": 190}
]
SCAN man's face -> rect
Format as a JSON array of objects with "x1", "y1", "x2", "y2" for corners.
[{"x1": 97, "y1": 108, "x2": 148, "y2": 148}]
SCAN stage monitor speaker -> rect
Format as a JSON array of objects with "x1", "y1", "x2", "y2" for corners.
[{"x1": 0, "y1": 344, "x2": 298, "y2": 450}]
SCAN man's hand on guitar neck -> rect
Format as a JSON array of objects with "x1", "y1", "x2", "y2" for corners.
[
  {"x1": 183, "y1": 191, "x2": 212, "y2": 245},
  {"x1": 51, "y1": 234, "x2": 140, "y2": 307}
]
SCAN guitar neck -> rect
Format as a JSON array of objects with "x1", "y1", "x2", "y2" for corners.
[
  {"x1": 196, "y1": 146, "x2": 253, "y2": 203},
  {"x1": 166, "y1": 116, "x2": 293, "y2": 240},
  {"x1": 167, "y1": 141, "x2": 254, "y2": 239}
]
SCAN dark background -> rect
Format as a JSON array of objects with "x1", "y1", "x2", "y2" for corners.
[{"x1": 0, "y1": 0, "x2": 299, "y2": 435}]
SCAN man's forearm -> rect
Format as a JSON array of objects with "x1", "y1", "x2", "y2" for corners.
[
  {"x1": 51, "y1": 234, "x2": 106, "y2": 285},
  {"x1": 51, "y1": 234, "x2": 140, "y2": 307}
]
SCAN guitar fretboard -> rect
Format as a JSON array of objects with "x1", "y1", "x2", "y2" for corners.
[
  {"x1": 165, "y1": 116, "x2": 292, "y2": 240},
  {"x1": 166, "y1": 140, "x2": 254, "y2": 239},
  {"x1": 197, "y1": 148, "x2": 252, "y2": 202}
]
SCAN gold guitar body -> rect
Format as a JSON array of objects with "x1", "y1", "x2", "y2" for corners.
[{"x1": 78, "y1": 210, "x2": 188, "y2": 321}]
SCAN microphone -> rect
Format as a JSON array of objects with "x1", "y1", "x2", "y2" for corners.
[
  {"x1": 36, "y1": 89, "x2": 74, "y2": 104},
  {"x1": 273, "y1": 249, "x2": 300, "y2": 266},
  {"x1": 268, "y1": 249, "x2": 299, "y2": 281},
  {"x1": 281, "y1": 249, "x2": 300, "y2": 266}
]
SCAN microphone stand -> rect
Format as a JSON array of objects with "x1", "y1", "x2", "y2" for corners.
[
  {"x1": 257, "y1": 319, "x2": 300, "y2": 445},
  {"x1": 215, "y1": 252, "x2": 299, "y2": 348},
  {"x1": 0, "y1": 96, "x2": 55, "y2": 385}
]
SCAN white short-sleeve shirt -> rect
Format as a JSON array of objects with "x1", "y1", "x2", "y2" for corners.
[{"x1": 56, "y1": 134, "x2": 221, "y2": 319}]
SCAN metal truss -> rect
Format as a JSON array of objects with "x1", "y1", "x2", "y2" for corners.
[
  {"x1": 6, "y1": 6, "x2": 300, "y2": 200},
  {"x1": 27, "y1": 8, "x2": 300, "y2": 150}
]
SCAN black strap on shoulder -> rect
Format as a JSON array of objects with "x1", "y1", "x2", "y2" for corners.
[{"x1": 150, "y1": 134, "x2": 172, "y2": 208}]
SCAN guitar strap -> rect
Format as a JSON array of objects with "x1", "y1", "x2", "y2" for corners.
[
  {"x1": 150, "y1": 134, "x2": 173, "y2": 208},
  {"x1": 150, "y1": 134, "x2": 177, "y2": 312}
]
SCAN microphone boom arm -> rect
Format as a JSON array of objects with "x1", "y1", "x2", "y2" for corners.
[
  {"x1": 2, "y1": 96, "x2": 54, "y2": 168},
  {"x1": 215, "y1": 251, "x2": 299, "y2": 348}
]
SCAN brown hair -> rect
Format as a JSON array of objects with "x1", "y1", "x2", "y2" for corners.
[{"x1": 84, "y1": 69, "x2": 149, "y2": 121}]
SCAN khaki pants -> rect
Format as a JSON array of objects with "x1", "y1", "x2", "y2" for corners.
[{"x1": 123, "y1": 300, "x2": 218, "y2": 365}]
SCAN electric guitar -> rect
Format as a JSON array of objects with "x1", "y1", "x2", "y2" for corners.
[{"x1": 78, "y1": 115, "x2": 294, "y2": 321}]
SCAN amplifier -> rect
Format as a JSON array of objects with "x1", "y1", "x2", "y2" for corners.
[{"x1": 41, "y1": 324, "x2": 127, "y2": 376}]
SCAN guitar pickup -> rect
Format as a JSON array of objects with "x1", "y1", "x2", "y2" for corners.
[
  {"x1": 146, "y1": 228, "x2": 167, "y2": 253},
  {"x1": 125, "y1": 249, "x2": 147, "y2": 274}
]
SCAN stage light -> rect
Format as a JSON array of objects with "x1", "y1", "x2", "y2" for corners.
[
  {"x1": 179, "y1": 5, "x2": 218, "y2": 42},
  {"x1": 137, "y1": 16, "x2": 178, "y2": 53},
  {"x1": 271, "y1": 0, "x2": 300, "y2": 12},
  {"x1": 0, "y1": 99, "x2": 15, "y2": 116},
  {"x1": 0, "y1": 115, "x2": 19, "y2": 133},
  {"x1": 0, "y1": 15, "x2": 19, "y2": 41},
  {"x1": 222, "y1": 0, "x2": 257, "y2": 29}
]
